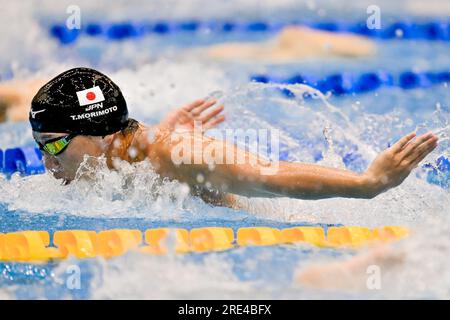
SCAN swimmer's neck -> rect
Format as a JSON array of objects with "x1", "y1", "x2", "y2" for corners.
[{"x1": 105, "y1": 123, "x2": 151, "y2": 167}]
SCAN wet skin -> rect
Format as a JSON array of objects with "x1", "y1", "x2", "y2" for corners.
[{"x1": 33, "y1": 99, "x2": 439, "y2": 202}]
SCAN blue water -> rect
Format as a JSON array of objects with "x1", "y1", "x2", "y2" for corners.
[{"x1": 0, "y1": 0, "x2": 449, "y2": 299}]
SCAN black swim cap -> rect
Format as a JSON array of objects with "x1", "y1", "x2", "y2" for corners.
[{"x1": 29, "y1": 67, "x2": 129, "y2": 136}]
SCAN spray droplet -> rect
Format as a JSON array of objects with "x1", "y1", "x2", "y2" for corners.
[
  {"x1": 128, "y1": 147, "x2": 138, "y2": 159},
  {"x1": 196, "y1": 173, "x2": 205, "y2": 183},
  {"x1": 113, "y1": 138, "x2": 121, "y2": 148}
]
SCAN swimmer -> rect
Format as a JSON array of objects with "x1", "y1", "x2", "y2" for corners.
[
  {"x1": 0, "y1": 78, "x2": 44, "y2": 122},
  {"x1": 205, "y1": 26, "x2": 376, "y2": 62},
  {"x1": 0, "y1": 27, "x2": 374, "y2": 123},
  {"x1": 30, "y1": 67, "x2": 438, "y2": 208}
]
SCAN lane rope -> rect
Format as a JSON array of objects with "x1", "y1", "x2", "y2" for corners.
[
  {"x1": 251, "y1": 70, "x2": 450, "y2": 96},
  {"x1": 0, "y1": 226, "x2": 409, "y2": 262},
  {"x1": 49, "y1": 20, "x2": 450, "y2": 44}
]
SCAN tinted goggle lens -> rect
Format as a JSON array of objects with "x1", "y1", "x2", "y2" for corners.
[
  {"x1": 38, "y1": 134, "x2": 76, "y2": 156},
  {"x1": 44, "y1": 139, "x2": 68, "y2": 155}
]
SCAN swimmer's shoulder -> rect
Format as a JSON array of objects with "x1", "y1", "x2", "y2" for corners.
[{"x1": 130, "y1": 122, "x2": 174, "y2": 161}]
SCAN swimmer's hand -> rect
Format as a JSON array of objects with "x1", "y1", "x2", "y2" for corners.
[
  {"x1": 158, "y1": 99, "x2": 225, "y2": 133},
  {"x1": 363, "y1": 132, "x2": 438, "y2": 197}
]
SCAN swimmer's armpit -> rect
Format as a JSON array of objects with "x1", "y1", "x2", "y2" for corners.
[{"x1": 191, "y1": 185, "x2": 238, "y2": 209}]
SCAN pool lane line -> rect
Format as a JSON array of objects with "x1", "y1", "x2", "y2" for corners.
[
  {"x1": 251, "y1": 70, "x2": 450, "y2": 96},
  {"x1": 49, "y1": 20, "x2": 450, "y2": 44},
  {"x1": 0, "y1": 226, "x2": 409, "y2": 262}
]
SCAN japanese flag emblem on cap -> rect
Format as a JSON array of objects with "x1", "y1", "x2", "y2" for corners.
[{"x1": 76, "y1": 86, "x2": 105, "y2": 106}]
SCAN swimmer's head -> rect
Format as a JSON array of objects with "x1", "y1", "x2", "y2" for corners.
[
  {"x1": 30, "y1": 67, "x2": 128, "y2": 135},
  {"x1": 29, "y1": 67, "x2": 131, "y2": 183}
]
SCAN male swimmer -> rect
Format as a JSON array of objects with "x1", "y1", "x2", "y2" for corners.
[
  {"x1": 205, "y1": 26, "x2": 375, "y2": 62},
  {"x1": 29, "y1": 67, "x2": 437, "y2": 208},
  {"x1": 0, "y1": 79, "x2": 44, "y2": 122}
]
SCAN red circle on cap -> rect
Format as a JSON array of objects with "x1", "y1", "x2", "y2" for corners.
[{"x1": 86, "y1": 92, "x2": 96, "y2": 101}]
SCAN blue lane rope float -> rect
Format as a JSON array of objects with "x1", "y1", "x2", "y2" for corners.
[
  {"x1": 251, "y1": 70, "x2": 450, "y2": 96},
  {"x1": 0, "y1": 146, "x2": 448, "y2": 190},
  {"x1": 49, "y1": 19, "x2": 450, "y2": 44},
  {"x1": 0, "y1": 147, "x2": 45, "y2": 176}
]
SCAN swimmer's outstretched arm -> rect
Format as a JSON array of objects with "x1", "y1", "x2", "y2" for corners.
[
  {"x1": 149, "y1": 131, "x2": 438, "y2": 200},
  {"x1": 276, "y1": 26, "x2": 375, "y2": 57},
  {"x1": 205, "y1": 26, "x2": 375, "y2": 61}
]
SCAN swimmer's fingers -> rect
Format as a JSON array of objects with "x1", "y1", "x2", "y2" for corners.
[
  {"x1": 409, "y1": 138, "x2": 438, "y2": 168},
  {"x1": 199, "y1": 104, "x2": 224, "y2": 123},
  {"x1": 190, "y1": 99, "x2": 218, "y2": 117},
  {"x1": 182, "y1": 99, "x2": 206, "y2": 112},
  {"x1": 400, "y1": 132, "x2": 437, "y2": 160},
  {"x1": 203, "y1": 114, "x2": 225, "y2": 131},
  {"x1": 390, "y1": 132, "x2": 416, "y2": 153}
]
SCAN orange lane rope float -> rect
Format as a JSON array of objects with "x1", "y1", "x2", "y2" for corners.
[{"x1": 0, "y1": 226, "x2": 410, "y2": 263}]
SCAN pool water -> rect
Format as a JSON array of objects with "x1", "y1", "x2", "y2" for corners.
[{"x1": 0, "y1": 0, "x2": 449, "y2": 299}]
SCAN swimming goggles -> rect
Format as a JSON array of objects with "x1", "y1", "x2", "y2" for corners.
[{"x1": 36, "y1": 133, "x2": 77, "y2": 156}]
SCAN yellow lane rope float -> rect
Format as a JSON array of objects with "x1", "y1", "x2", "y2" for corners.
[{"x1": 0, "y1": 226, "x2": 410, "y2": 263}]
